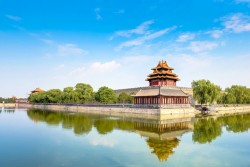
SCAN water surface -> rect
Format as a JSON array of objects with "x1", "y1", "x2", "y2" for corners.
[{"x1": 0, "y1": 108, "x2": 250, "y2": 167}]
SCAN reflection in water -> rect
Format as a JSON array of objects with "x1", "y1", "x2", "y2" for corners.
[
  {"x1": 27, "y1": 109, "x2": 192, "y2": 162},
  {"x1": 192, "y1": 114, "x2": 250, "y2": 144},
  {"x1": 147, "y1": 138, "x2": 180, "y2": 162},
  {"x1": 192, "y1": 118, "x2": 222, "y2": 144},
  {"x1": 134, "y1": 121, "x2": 191, "y2": 161},
  {"x1": 27, "y1": 109, "x2": 250, "y2": 162},
  {"x1": 28, "y1": 110, "x2": 93, "y2": 135},
  {"x1": 94, "y1": 119, "x2": 117, "y2": 134},
  {"x1": 0, "y1": 108, "x2": 15, "y2": 114},
  {"x1": 223, "y1": 114, "x2": 250, "y2": 133}
]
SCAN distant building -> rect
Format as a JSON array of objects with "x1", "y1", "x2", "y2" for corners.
[
  {"x1": 133, "y1": 61, "x2": 190, "y2": 107},
  {"x1": 16, "y1": 98, "x2": 28, "y2": 104},
  {"x1": 31, "y1": 88, "x2": 44, "y2": 94}
]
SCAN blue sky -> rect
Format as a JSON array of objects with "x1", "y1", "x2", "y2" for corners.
[{"x1": 1, "y1": 0, "x2": 250, "y2": 97}]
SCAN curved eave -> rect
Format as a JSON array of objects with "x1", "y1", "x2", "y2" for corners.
[
  {"x1": 148, "y1": 73, "x2": 178, "y2": 77},
  {"x1": 146, "y1": 76, "x2": 180, "y2": 81},
  {"x1": 151, "y1": 67, "x2": 174, "y2": 70}
]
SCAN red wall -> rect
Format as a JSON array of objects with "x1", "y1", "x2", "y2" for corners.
[{"x1": 149, "y1": 79, "x2": 176, "y2": 86}]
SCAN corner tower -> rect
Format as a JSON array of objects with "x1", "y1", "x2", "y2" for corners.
[{"x1": 146, "y1": 60, "x2": 179, "y2": 86}]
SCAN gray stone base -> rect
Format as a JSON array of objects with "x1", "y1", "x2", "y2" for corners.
[{"x1": 18, "y1": 103, "x2": 195, "y2": 115}]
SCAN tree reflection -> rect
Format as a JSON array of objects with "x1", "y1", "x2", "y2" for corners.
[
  {"x1": 116, "y1": 120, "x2": 135, "y2": 131},
  {"x1": 94, "y1": 119, "x2": 117, "y2": 134},
  {"x1": 44, "y1": 112, "x2": 62, "y2": 125},
  {"x1": 223, "y1": 114, "x2": 250, "y2": 133},
  {"x1": 73, "y1": 115, "x2": 92, "y2": 135},
  {"x1": 147, "y1": 138, "x2": 180, "y2": 162},
  {"x1": 193, "y1": 114, "x2": 250, "y2": 144},
  {"x1": 192, "y1": 118, "x2": 222, "y2": 144},
  {"x1": 27, "y1": 109, "x2": 93, "y2": 135}
]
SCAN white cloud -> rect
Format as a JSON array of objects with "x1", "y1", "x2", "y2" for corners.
[
  {"x1": 95, "y1": 8, "x2": 102, "y2": 20},
  {"x1": 116, "y1": 26, "x2": 176, "y2": 50},
  {"x1": 222, "y1": 13, "x2": 250, "y2": 33},
  {"x1": 28, "y1": 33, "x2": 55, "y2": 45},
  {"x1": 207, "y1": 30, "x2": 223, "y2": 39},
  {"x1": 171, "y1": 54, "x2": 213, "y2": 70},
  {"x1": 91, "y1": 61, "x2": 120, "y2": 71},
  {"x1": 5, "y1": 14, "x2": 22, "y2": 21},
  {"x1": 91, "y1": 138, "x2": 118, "y2": 147},
  {"x1": 114, "y1": 20, "x2": 154, "y2": 38},
  {"x1": 70, "y1": 60, "x2": 120, "y2": 77},
  {"x1": 188, "y1": 41, "x2": 219, "y2": 53},
  {"x1": 176, "y1": 33, "x2": 196, "y2": 42},
  {"x1": 58, "y1": 44, "x2": 88, "y2": 56}
]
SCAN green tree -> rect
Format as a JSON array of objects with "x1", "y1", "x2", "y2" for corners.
[
  {"x1": 247, "y1": 88, "x2": 250, "y2": 103},
  {"x1": 63, "y1": 87, "x2": 79, "y2": 103},
  {"x1": 224, "y1": 85, "x2": 249, "y2": 104},
  {"x1": 28, "y1": 91, "x2": 48, "y2": 103},
  {"x1": 192, "y1": 80, "x2": 221, "y2": 106},
  {"x1": 118, "y1": 92, "x2": 133, "y2": 104},
  {"x1": 46, "y1": 89, "x2": 64, "y2": 103},
  {"x1": 95, "y1": 86, "x2": 117, "y2": 104},
  {"x1": 75, "y1": 83, "x2": 95, "y2": 103},
  {"x1": 0, "y1": 97, "x2": 16, "y2": 103}
]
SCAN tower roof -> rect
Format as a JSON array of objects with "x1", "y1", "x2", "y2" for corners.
[
  {"x1": 31, "y1": 88, "x2": 44, "y2": 93},
  {"x1": 146, "y1": 60, "x2": 180, "y2": 81},
  {"x1": 151, "y1": 60, "x2": 174, "y2": 70},
  {"x1": 133, "y1": 86, "x2": 188, "y2": 97}
]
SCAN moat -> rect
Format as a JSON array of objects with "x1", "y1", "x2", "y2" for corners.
[{"x1": 1, "y1": 108, "x2": 250, "y2": 167}]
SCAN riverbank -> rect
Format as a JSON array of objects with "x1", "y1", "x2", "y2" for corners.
[
  {"x1": 195, "y1": 105, "x2": 250, "y2": 117},
  {"x1": 12, "y1": 103, "x2": 250, "y2": 117},
  {"x1": 18, "y1": 103, "x2": 196, "y2": 115},
  {"x1": 211, "y1": 105, "x2": 250, "y2": 116},
  {"x1": 0, "y1": 103, "x2": 16, "y2": 108}
]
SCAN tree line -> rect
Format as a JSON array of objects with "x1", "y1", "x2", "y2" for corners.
[
  {"x1": 28, "y1": 83, "x2": 134, "y2": 104},
  {"x1": 192, "y1": 79, "x2": 250, "y2": 105},
  {"x1": 0, "y1": 97, "x2": 16, "y2": 103}
]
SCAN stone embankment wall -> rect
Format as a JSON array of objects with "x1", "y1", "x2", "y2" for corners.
[
  {"x1": 212, "y1": 105, "x2": 250, "y2": 116},
  {"x1": 19, "y1": 103, "x2": 195, "y2": 115},
  {"x1": 0, "y1": 103, "x2": 16, "y2": 107}
]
